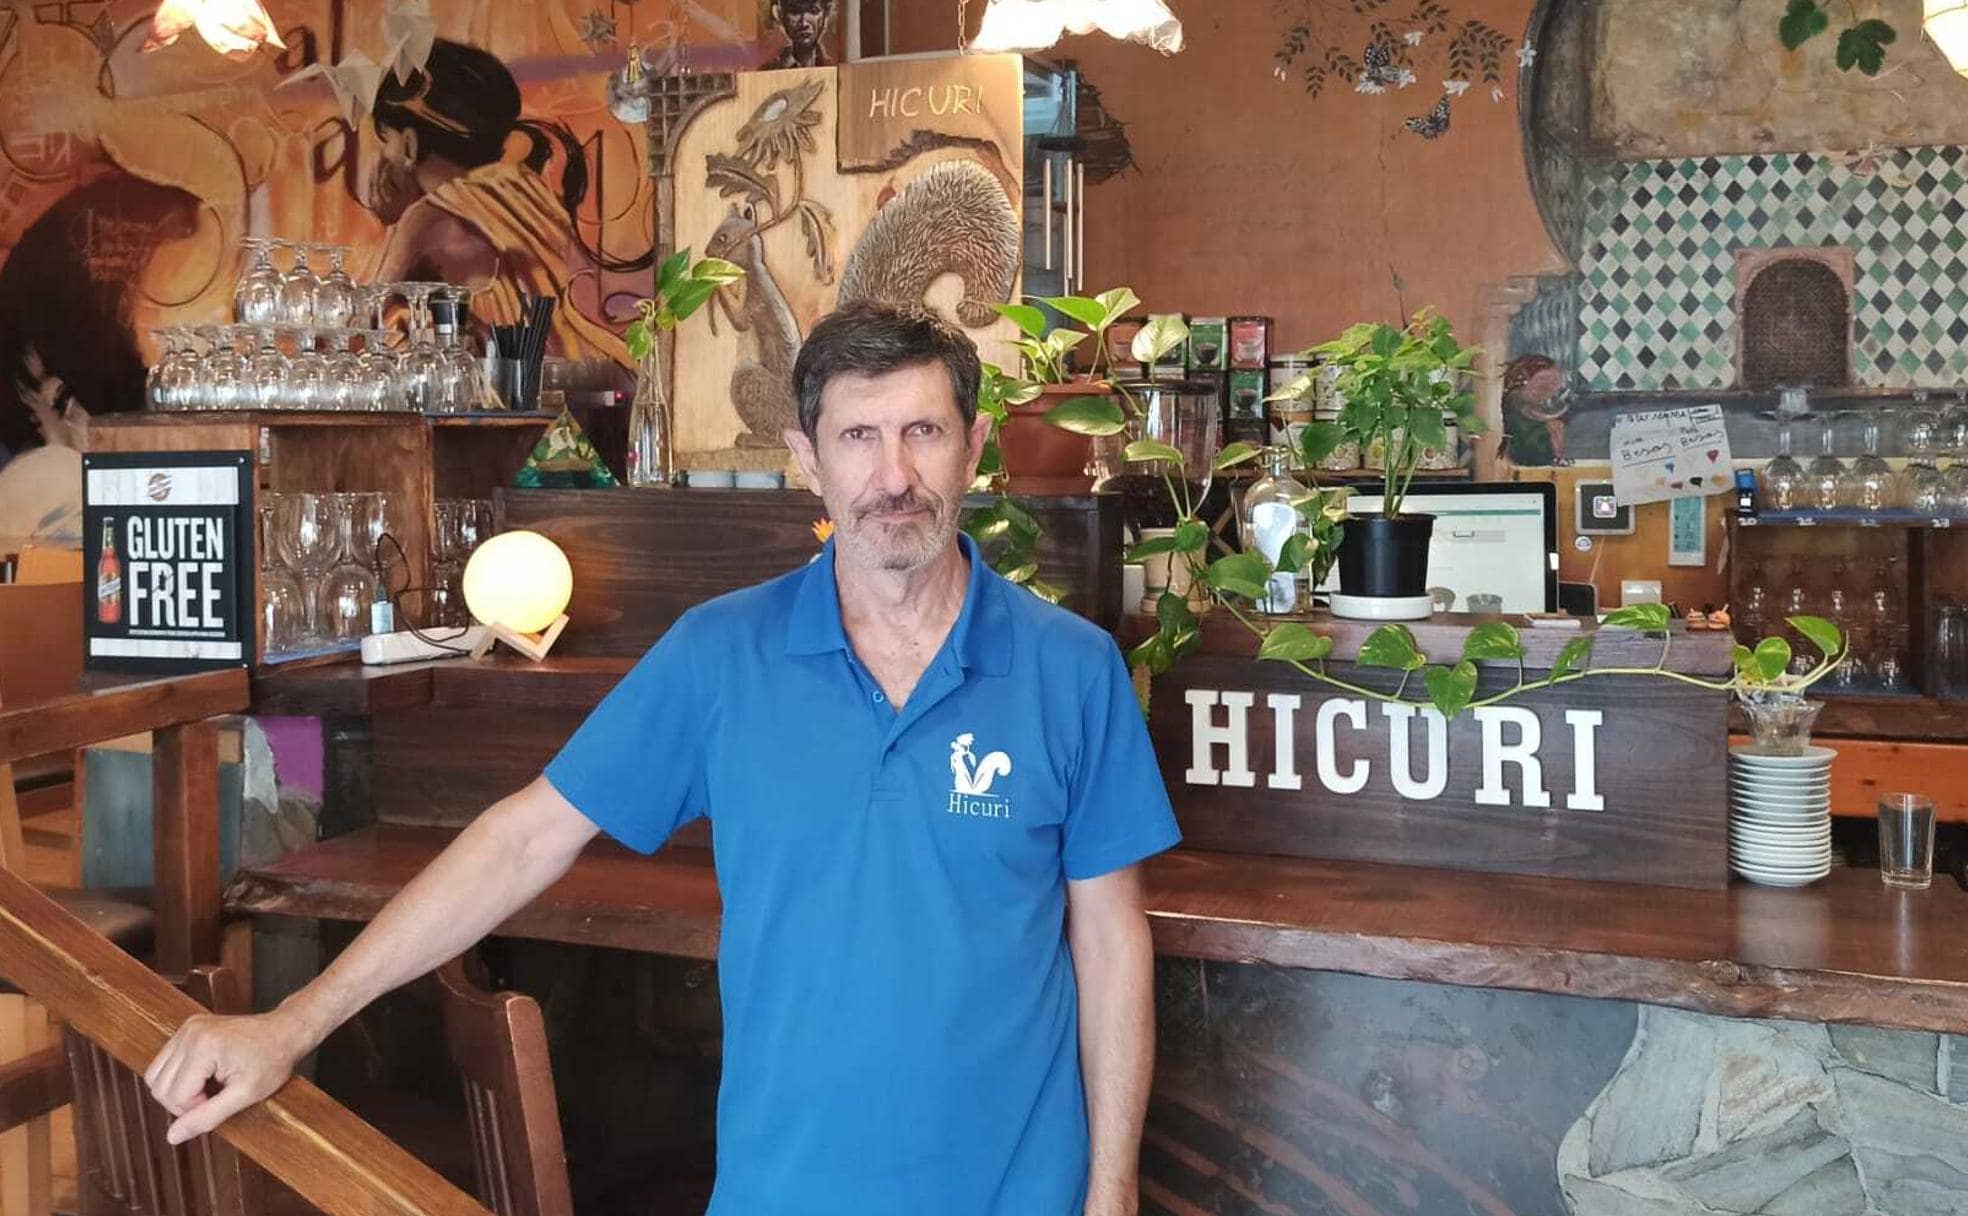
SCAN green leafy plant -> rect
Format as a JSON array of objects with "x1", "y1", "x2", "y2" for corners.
[
  {"x1": 1269, "y1": 309, "x2": 1484, "y2": 520},
  {"x1": 623, "y1": 248, "x2": 745, "y2": 359},
  {"x1": 1122, "y1": 392, "x2": 1846, "y2": 721},
  {"x1": 1778, "y1": 1, "x2": 1897, "y2": 76}
]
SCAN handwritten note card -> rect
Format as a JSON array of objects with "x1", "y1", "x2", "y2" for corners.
[{"x1": 1610, "y1": 405, "x2": 1734, "y2": 506}]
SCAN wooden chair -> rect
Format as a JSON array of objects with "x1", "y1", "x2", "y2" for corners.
[
  {"x1": 61, "y1": 966, "x2": 262, "y2": 1216},
  {"x1": 434, "y1": 961, "x2": 574, "y2": 1216}
]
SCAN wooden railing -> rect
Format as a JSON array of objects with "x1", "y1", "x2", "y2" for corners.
[
  {"x1": 0, "y1": 866, "x2": 490, "y2": 1216},
  {"x1": 0, "y1": 669, "x2": 247, "y2": 975}
]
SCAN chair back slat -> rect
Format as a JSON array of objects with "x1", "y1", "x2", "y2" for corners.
[{"x1": 436, "y1": 962, "x2": 573, "y2": 1216}]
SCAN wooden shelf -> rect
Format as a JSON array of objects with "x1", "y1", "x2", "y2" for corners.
[
  {"x1": 1738, "y1": 511, "x2": 1960, "y2": 529},
  {"x1": 227, "y1": 826, "x2": 1968, "y2": 1034}
]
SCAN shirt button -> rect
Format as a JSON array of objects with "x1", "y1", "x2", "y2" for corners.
[{"x1": 873, "y1": 692, "x2": 885, "y2": 703}]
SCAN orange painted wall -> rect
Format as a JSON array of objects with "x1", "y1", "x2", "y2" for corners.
[{"x1": 887, "y1": 1, "x2": 1566, "y2": 346}]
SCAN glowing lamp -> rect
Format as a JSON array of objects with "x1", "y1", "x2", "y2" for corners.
[
  {"x1": 462, "y1": 530, "x2": 573, "y2": 661},
  {"x1": 145, "y1": 0, "x2": 287, "y2": 60},
  {"x1": 969, "y1": 0, "x2": 1183, "y2": 55},
  {"x1": 1927, "y1": 1, "x2": 1968, "y2": 76}
]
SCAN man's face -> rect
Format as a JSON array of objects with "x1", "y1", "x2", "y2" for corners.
[
  {"x1": 365, "y1": 125, "x2": 423, "y2": 224},
  {"x1": 786, "y1": 361, "x2": 990, "y2": 576},
  {"x1": 774, "y1": 0, "x2": 829, "y2": 52}
]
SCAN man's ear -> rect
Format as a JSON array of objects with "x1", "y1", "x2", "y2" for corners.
[
  {"x1": 964, "y1": 409, "x2": 994, "y2": 476},
  {"x1": 784, "y1": 427, "x2": 823, "y2": 497}
]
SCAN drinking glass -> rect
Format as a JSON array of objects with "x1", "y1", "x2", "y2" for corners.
[
  {"x1": 257, "y1": 498, "x2": 305, "y2": 654},
  {"x1": 1737, "y1": 692, "x2": 1822, "y2": 754},
  {"x1": 312, "y1": 244, "x2": 357, "y2": 329},
  {"x1": 199, "y1": 325, "x2": 249, "y2": 411},
  {"x1": 234, "y1": 237, "x2": 283, "y2": 325},
  {"x1": 353, "y1": 330, "x2": 399, "y2": 412},
  {"x1": 1841, "y1": 411, "x2": 1896, "y2": 513},
  {"x1": 1764, "y1": 422, "x2": 1806, "y2": 511},
  {"x1": 1935, "y1": 601, "x2": 1968, "y2": 701},
  {"x1": 430, "y1": 287, "x2": 484, "y2": 414},
  {"x1": 321, "y1": 493, "x2": 383, "y2": 641},
  {"x1": 1877, "y1": 794, "x2": 1936, "y2": 890},
  {"x1": 272, "y1": 492, "x2": 340, "y2": 641},
  {"x1": 429, "y1": 499, "x2": 466, "y2": 626},
  {"x1": 1806, "y1": 415, "x2": 1845, "y2": 511},
  {"x1": 274, "y1": 239, "x2": 319, "y2": 325},
  {"x1": 1097, "y1": 378, "x2": 1222, "y2": 532},
  {"x1": 289, "y1": 327, "x2": 332, "y2": 411},
  {"x1": 319, "y1": 329, "x2": 363, "y2": 411},
  {"x1": 1734, "y1": 558, "x2": 1769, "y2": 643},
  {"x1": 398, "y1": 283, "x2": 445, "y2": 413},
  {"x1": 247, "y1": 325, "x2": 292, "y2": 411},
  {"x1": 145, "y1": 329, "x2": 176, "y2": 411}
]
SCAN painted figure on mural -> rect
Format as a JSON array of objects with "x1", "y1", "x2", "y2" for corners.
[
  {"x1": 1500, "y1": 354, "x2": 1574, "y2": 468},
  {"x1": 761, "y1": 0, "x2": 837, "y2": 69},
  {"x1": 365, "y1": 38, "x2": 646, "y2": 370}
]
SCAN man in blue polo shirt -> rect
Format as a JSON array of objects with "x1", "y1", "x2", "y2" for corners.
[{"x1": 143, "y1": 302, "x2": 1181, "y2": 1215}]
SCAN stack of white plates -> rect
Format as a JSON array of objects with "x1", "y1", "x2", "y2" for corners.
[{"x1": 1729, "y1": 745, "x2": 1834, "y2": 887}]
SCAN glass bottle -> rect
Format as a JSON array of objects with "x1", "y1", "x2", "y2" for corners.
[
  {"x1": 1240, "y1": 446, "x2": 1309, "y2": 615},
  {"x1": 627, "y1": 329, "x2": 674, "y2": 488}
]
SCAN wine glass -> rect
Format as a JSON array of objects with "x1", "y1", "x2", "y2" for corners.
[
  {"x1": 1764, "y1": 421, "x2": 1806, "y2": 511},
  {"x1": 1805, "y1": 414, "x2": 1845, "y2": 511},
  {"x1": 397, "y1": 283, "x2": 446, "y2": 412},
  {"x1": 321, "y1": 493, "x2": 384, "y2": 641},
  {"x1": 272, "y1": 492, "x2": 340, "y2": 643},
  {"x1": 145, "y1": 329, "x2": 177, "y2": 411},
  {"x1": 312, "y1": 244, "x2": 357, "y2": 329},
  {"x1": 351, "y1": 329, "x2": 398, "y2": 412},
  {"x1": 1840, "y1": 411, "x2": 1896, "y2": 513},
  {"x1": 258, "y1": 498, "x2": 305, "y2": 655},
  {"x1": 429, "y1": 498, "x2": 466, "y2": 626},
  {"x1": 234, "y1": 237, "x2": 283, "y2": 325},
  {"x1": 1735, "y1": 558, "x2": 1769, "y2": 643},
  {"x1": 429, "y1": 287, "x2": 486, "y2": 413},
  {"x1": 247, "y1": 324, "x2": 292, "y2": 411},
  {"x1": 275, "y1": 239, "x2": 320, "y2": 326},
  {"x1": 197, "y1": 325, "x2": 248, "y2": 411},
  {"x1": 289, "y1": 327, "x2": 333, "y2": 411}
]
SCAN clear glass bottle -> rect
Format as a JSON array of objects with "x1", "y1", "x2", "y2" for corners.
[
  {"x1": 1240, "y1": 446, "x2": 1309, "y2": 615},
  {"x1": 627, "y1": 334, "x2": 674, "y2": 488}
]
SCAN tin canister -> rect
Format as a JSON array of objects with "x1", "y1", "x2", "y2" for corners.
[
  {"x1": 1187, "y1": 317, "x2": 1228, "y2": 371},
  {"x1": 1106, "y1": 315, "x2": 1146, "y2": 375},
  {"x1": 1229, "y1": 316, "x2": 1271, "y2": 369},
  {"x1": 1228, "y1": 369, "x2": 1266, "y2": 420}
]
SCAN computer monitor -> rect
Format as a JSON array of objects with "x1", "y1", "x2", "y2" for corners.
[{"x1": 1314, "y1": 482, "x2": 1559, "y2": 612}]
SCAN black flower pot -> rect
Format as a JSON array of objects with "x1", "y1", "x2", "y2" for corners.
[{"x1": 1336, "y1": 513, "x2": 1435, "y2": 599}]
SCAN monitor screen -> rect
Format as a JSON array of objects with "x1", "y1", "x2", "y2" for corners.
[{"x1": 1314, "y1": 483, "x2": 1558, "y2": 612}]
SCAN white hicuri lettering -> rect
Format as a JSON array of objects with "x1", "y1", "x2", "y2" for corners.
[
  {"x1": 1380, "y1": 702, "x2": 1449, "y2": 800},
  {"x1": 1265, "y1": 694, "x2": 1302, "y2": 790},
  {"x1": 1565, "y1": 709, "x2": 1606, "y2": 811},
  {"x1": 1185, "y1": 690, "x2": 1257, "y2": 787},
  {"x1": 1472, "y1": 707, "x2": 1551, "y2": 808},
  {"x1": 1314, "y1": 699, "x2": 1369, "y2": 794}
]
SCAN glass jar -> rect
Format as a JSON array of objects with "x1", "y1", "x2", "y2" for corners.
[{"x1": 1240, "y1": 446, "x2": 1309, "y2": 615}]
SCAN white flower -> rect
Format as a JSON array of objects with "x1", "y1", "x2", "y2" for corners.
[
  {"x1": 1274, "y1": 64, "x2": 1288, "y2": 82},
  {"x1": 1516, "y1": 42, "x2": 1537, "y2": 67},
  {"x1": 1491, "y1": 85, "x2": 1505, "y2": 102},
  {"x1": 1355, "y1": 77, "x2": 1387, "y2": 94},
  {"x1": 1443, "y1": 78, "x2": 1471, "y2": 96},
  {"x1": 1403, "y1": 30, "x2": 1425, "y2": 45},
  {"x1": 1392, "y1": 67, "x2": 1416, "y2": 88}
]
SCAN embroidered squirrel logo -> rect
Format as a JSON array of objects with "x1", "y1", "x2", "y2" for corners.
[{"x1": 950, "y1": 732, "x2": 1013, "y2": 796}]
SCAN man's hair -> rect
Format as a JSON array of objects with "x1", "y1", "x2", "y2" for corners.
[{"x1": 792, "y1": 302, "x2": 981, "y2": 442}]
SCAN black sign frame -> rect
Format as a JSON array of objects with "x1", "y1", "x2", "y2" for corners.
[{"x1": 81, "y1": 450, "x2": 255, "y2": 674}]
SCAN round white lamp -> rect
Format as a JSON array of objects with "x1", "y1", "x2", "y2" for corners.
[{"x1": 461, "y1": 530, "x2": 573, "y2": 661}]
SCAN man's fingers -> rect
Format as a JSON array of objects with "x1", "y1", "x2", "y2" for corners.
[
  {"x1": 141, "y1": 1034, "x2": 181, "y2": 1091},
  {"x1": 153, "y1": 1041, "x2": 217, "y2": 1114},
  {"x1": 165, "y1": 1077, "x2": 261, "y2": 1146}
]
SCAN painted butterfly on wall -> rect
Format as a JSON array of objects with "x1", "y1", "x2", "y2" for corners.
[
  {"x1": 1360, "y1": 38, "x2": 1396, "y2": 87},
  {"x1": 1405, "y1": 94, "x2": 1451, "y2": 139}
]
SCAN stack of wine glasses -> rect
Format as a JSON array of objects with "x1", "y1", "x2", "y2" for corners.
[
  {"x1": 1761, "y1": 401, "x2": 1968, "y2": 518},
  {"x1": 259, "y1": 491, "x2": 395, "y2": 658},
  {"x1": 1737, "y1": 554, "x2": 1910, "y2": 695},
  {"x1": 429, "y1": 498, "x2": 495, "y2": 627}
]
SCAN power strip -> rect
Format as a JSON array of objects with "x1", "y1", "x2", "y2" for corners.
[{"x1": 360, "y1": 626, "x2": 489, "y2": 665}]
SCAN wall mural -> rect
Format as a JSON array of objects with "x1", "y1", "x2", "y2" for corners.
[
  {"x1": 1270, "y1": 0, "x2": 1526, "y2": 140},
  {"x1": 0, "y1": 0, "x2": 812, "y2": 467}
]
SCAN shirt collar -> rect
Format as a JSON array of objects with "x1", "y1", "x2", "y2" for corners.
[{"x1": 785, "y1": 532, "x2": 1012, "y2": 676}]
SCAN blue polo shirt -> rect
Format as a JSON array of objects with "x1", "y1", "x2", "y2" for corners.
[{"x1": 543, "y1": 534, "x2": 1181, "y2": 1215}]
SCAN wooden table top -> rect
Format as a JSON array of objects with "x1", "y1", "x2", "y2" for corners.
[{"x1": 227, "y1": 825, "x2": 1968, "y2": 1035}]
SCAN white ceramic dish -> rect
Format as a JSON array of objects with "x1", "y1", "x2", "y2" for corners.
[
  {"x1": 1729, "y1": 744, "x2": 1837, "y2": 767},
  {"x1": 1732, "y1": 867, "x2": 1829, "y2": 887}
]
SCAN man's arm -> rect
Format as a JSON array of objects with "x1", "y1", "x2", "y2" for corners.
[
  {"x1": 143, "y1": 775, "x2": 599, "y2": 1143},
  {"x1": 1067, "y1": 863, "x2": 1156, "y2": 1216}
]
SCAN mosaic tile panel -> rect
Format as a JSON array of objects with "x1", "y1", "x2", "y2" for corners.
[{"x1": 1577, "y1": 146, "x2": 1968, "y2": 390}]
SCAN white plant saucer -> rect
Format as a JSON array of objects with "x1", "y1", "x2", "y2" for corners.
[{"x1": 1329, "y1": 592, "x2": 1436, "y2": 621}]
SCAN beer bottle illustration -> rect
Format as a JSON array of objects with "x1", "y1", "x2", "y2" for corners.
[{"x1": 96, "y1": 518, "x2": 123, "y2": 625}]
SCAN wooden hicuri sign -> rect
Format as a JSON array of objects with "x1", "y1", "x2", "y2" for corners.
[{"x1": 1149, "y1": 655, "x2": 1729, "y2": 888}]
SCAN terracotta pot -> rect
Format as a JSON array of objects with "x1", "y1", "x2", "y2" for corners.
[{"x1": 996, "y1": 382, "x2": 1113, "y2": 492}]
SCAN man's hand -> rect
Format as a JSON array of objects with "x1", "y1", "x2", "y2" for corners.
[{"x1": 142, "y1": 1007, "x2": 315, "y2": 1145}]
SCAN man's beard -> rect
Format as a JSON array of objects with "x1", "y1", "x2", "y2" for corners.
[{"x1": 838, "y1": 487, "x2": 956, "y2": 573}]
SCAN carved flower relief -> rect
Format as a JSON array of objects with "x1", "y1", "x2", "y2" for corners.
[{"x1": 735, "y1": 77, "x2": 825, "y2": 172}]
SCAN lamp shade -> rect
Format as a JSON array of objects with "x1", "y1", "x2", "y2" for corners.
[
  {"x1": 1927, "y1": 1, "x2": 1968, "y2": 75},
  {"x1": 462, "y1": 530, "x2": 573, "y2": 634},
  {"x1": 970, "y1": 0, "x2": 1184, "y2": 55},
  {"x1": 145, "y1": 0, "x2": 287, "y2": 59}
]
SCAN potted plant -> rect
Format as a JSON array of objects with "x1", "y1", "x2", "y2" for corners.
[
  {"x1": 1272, "y1": 309, "x2": 1483, "y2": 619},
  {"x1": 621, "y1": 247, "x2": 745, "y2": 487},
  {"x1": 987, "y1": 289, "x2": 1187, "y2": 486}
]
